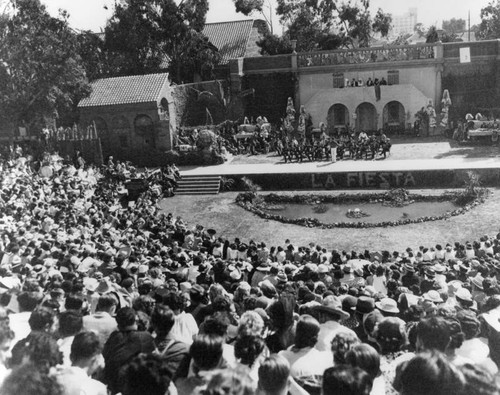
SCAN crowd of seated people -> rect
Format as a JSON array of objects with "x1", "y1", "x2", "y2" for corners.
[{"x1": 0, "y1": 152, "x2": 499, "y2": 395}]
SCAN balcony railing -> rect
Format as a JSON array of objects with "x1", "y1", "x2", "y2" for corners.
[{"x1": 297, "y1": 44, "x2": 435, "y2": 68}]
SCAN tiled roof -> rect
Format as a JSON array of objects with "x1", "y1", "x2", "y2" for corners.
[
  {"x1": 202, "y1": 19, "x2": 255, "y2": 64},
  {"x1": 78, "y1": 73, "x2": 169, "y2": 108}
]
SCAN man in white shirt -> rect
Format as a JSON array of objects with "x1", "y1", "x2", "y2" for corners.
[
  {"x1": 313, "y1": 295, "x2": 357, "y2": 353},
  {"x1": 83, "y1": 294, "x2": 117, "y2": 346},
  {"x1": 56, "y1": 331, "x2": 107, "y2": 395}
]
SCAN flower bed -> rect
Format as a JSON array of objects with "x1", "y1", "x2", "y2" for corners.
[{"x1": 235, "y1": 189, "x2": 490, "y2": 229}]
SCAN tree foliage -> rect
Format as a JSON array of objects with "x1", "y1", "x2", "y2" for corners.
[
  {"x1": 104, "y1": 0, "x2": 220, "y2": 84},
  {"x1": 478, "y1": 0, "x2": 500, "y2": 40},
  {"x1": 442, "y1": 18, "x2": 466, "y2": 35},
  {"x1": 0, "y1": 0, "x2": 90, "y2": 131},
  {"x1": 254, "y1": 0, "x2": 392, "y2": 55},
  {"x1": 234, "y1": 0, "x2": 264, "y2": 15}
]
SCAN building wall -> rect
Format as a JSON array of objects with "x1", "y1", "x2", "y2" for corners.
[
  {"x1": 302, "y1": 84, "x2": 429, "y2": 130},
  {"x1": 299, "y1": 64, "x2": 437, "y2": 107},
  {"x1": 245, "y1": 20, "x2": 268, "y2": 58},
  {"x1": 79, "y1": 102, "x2": 172, "y2": 164}
]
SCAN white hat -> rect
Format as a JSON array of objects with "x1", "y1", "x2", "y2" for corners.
[{"x1": 375, "y1": 297, "x2": 399, "y2": 314}]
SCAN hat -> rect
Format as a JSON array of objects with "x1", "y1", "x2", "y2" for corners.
[
  {"x1": 433, "y1": 263, "x2": 446, "y2": 273},
  {"x1": 403, "y1": 263, "x2": 415, "y2": 273},
  {"x1": 258, "y1": 280, "x2": 277, "y2": 296},
  {"x1": 375, "y1": 297, "x2": 400, "y2": 314},
  {"x1": 356, "y1": 296, "x2": 375, "y2": 315},
  {"x1": 318, "y1": 264, "x2": 329, "y2": 274},
  {"x1": 448, "y1": 280, "x2": 463, "y2": 295},
  {"x1": 343, "y1": 265, "x2": 353, "y2": 274},
  {"x1": 179, "y1": 282, "x2": 192, "y2": 293},
  {"x1": 342, "y1": 295, "x2": 358, "y2": 312},
  {"x1": 424, "y1": 268, "x2": 436, "y2": 278},
  {"x1": 313, "y1": 295, "x2": 349, "y2": 320},
  {"x1": 256, "y1": 261, "x2": 270, "y2": 272},
  {"x1": 229, "y1": 267, "x2": 242, "y2": 281},
  {"x1": 138, "y1": 264, "x2": 149, "y2": 274},
  {"x1": 83, "y1": 277, "x2": 99, "y2": 292},
  {"x1": 471, "y1": 275, "x2": 484, "y2": 290},
  {"x1": 277, "y1": 271, "x2": 287, "y2": 283},
  {"x1": 95, "y1": 279, "x2": 112, "y2": 294},
  {"x1": 455, "y1": 288, "x2": 473, "y2": 303},
  {"x1": 422, "y1": 290, "x2": 443, "y2": 304}
]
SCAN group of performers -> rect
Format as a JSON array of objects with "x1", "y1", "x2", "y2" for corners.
[{"x1": 278, "y1": 129, "x2": 392, "y2": 163}]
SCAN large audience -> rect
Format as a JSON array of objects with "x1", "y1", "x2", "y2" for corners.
[{"x1": 0, "y1": 148, "x2": 499, "y2": 395}]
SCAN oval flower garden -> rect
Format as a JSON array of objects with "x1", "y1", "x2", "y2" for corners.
[{"x1": 235, "y1": 187, "x2": 490, "y2": 229}]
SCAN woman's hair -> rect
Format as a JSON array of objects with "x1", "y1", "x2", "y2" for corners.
[
  {"x1": 1, "y1": 363, "x2": 63, "y2": 395},
  {"x1": 162, "y1": 292, "x2": 184, "y2": 311},
  {"x1": 132, "y1": 295, "x2": 155, "y2": 316},
  {"x1": 190, "y1": 334, "x2": 224, "y2": 371},
  {"x1": 58, "y1": 310, "x2": 83, "y2": 337},
  {"x1": 11, "y1": 331, "x2": 62, "y2": 371},
  {"x1": 332, "y1": 332, "x2": 361, "y2": 365},
  {"x1": 202, "y1": 368, "x2": 255, "y2": 395},
  {"x1": 459, "y1": 363, "x2": 500, "y2": 395},
  {"x1": 396, "y1": 351, "x2": 465, "y2": 395},
  {"x1": 120, "y1": 353, "x2": 173, "y2": 395},
  {"x1": 446, "y1": 318, "x2": 465, "y2": 350},
  {"x1": 234, "y1": 334, "x2": 265, "y2": 368},
  {"x1": 267, "y1": 294, "x2": 295, "y2": 331},
  {"x1": 345, "y1": 343, "x2": 381, "y2": 380},
  {"x1": 28, "y1": 307, "x2": 55, "y2": 331},
  {"x1": 258, "y1": 355, "x2": 290, "y2": 394},
  {"x1": 374, "y1": 317, "x2": 408, "y2": 354},
  {"x1": 416, "y1": 316, "x2": 450, "y2": 352},
  {"x1": 238, "y1": 311, "x2": 265, "y2": 337},
  {"x1": 322, "y1": 365, "x2": 373, "y2": 395},
  {"x1": 151, "y1": 305, "x2": 175, "y2": 335},
  {"x1": 456, "y1": 310, "x2": 480, "y2": 340},
  {"x1": 294, "y1": 314, "x2": 320, "y2": 349}
]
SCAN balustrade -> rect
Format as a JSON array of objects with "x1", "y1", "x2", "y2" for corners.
[{"x1": 297, "y1": 44, "x2": 435, "y2": 68}]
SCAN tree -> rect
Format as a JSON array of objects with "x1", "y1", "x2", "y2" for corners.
[
  {"x1": 442, "y1": 18, "x2": 466, "y2": 35},
  {"x1": 0, "y1": 0, "x2": 90, "y2": 132},
  {"x1": 104, "y1": 0, "x2": 220, "y2": 83},
  {"x1": 478, "y1": 0, "x2": 500, "y2": 40},
  {"x1": 76, "y1": 30, "x2": 110, "y2": 82},
  {"x1": 238, "y1": 0, "x2": 392, "y2": 54}
]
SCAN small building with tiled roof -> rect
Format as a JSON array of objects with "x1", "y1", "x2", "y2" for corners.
[
  {"x1": 203, "y1": 19, "x2": 268, "y2": 65},
  {"x1": 78, "y1": 73, "x2": 176, "y2": 162}
]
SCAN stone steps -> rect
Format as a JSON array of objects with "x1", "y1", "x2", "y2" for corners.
[{"x1": 176, "y1": 174, "x2": 221, "y2": 195}]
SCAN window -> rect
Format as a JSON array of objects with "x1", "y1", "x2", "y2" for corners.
[
  {"x1": 333, "y1": 73, "x2": 344, "y2": 88},
  {"x1": 118, "y1": 135, "x2": 129, "y2": 148},
  {"x1": 387, "y1": 70, "x2": 399, "y2": 85},
  {"x1": 112, "y1": 116, "x2": 131, "y2": 148}
]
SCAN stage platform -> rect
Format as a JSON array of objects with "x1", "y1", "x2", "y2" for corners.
[{"x1": 180, "y1": 157, "x2": 500, "y2": 190}]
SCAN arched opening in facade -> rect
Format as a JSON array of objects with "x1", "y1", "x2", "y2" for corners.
[
  {"x1": 327, "y1": 104, "x2": 349, "y2": 135},
  {"x1": 112, "y1": 116, "x2": 131, "y2": 148},
  {"x1": 383, "y1": 101, "x2": 406, "y2": 132},
  {"x1": 355, "y1": 102, "x2": 377, "y2": 132},
  {"x1": 134, "y1": 114, "x2": 156, "y2": 149}
]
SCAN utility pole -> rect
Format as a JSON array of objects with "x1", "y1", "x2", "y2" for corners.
[{"x1": 468, "y1": 10, "x2": 471, "y2": 42}]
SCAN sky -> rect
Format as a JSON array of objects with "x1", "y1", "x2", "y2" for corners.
[{"x1": 41, "y1": 0, "x2": 486, "y2": 33}]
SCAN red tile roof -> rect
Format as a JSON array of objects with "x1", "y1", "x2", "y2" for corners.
[
  {"x1": 78, "y1": 73, "x2": 169, "y2": 107},
  {"x1": 202, "y1": 19, "x2": 255, "y2": 64}
]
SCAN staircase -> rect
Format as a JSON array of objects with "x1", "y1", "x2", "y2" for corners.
[{"x1": 175, "y1": 174, "x2": 221, "y2": 195}]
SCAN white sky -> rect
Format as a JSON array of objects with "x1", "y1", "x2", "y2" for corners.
[{"x1": 42, "y1": 0, "x2": 486, "y2": 33}]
